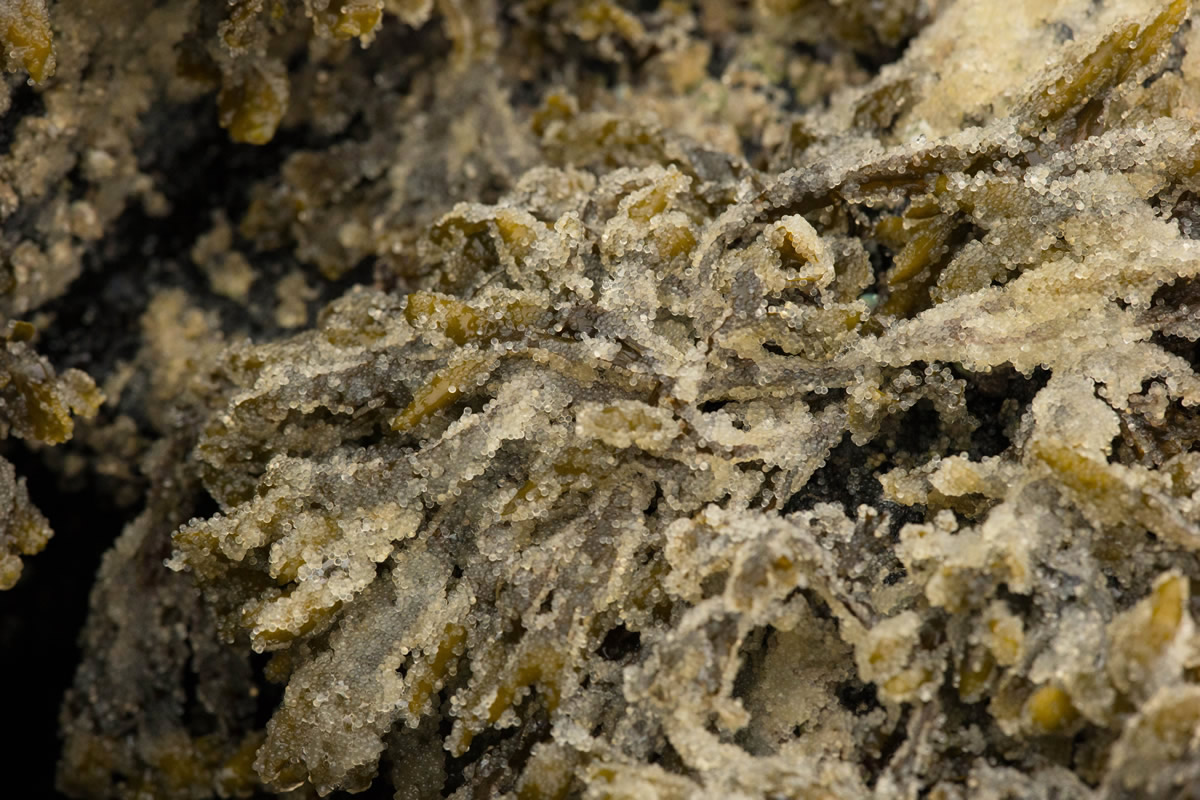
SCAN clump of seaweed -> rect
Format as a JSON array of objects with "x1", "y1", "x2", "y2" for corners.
[
  {"x1": 0, "y1": 320, "x2": 100, "y2": 589},
  {"x1": 0, "y1": 0, "x2": 54, "y2": 84},
  {"x1": 29, "y1": 0, "x2": 1200, "y2": 798}
]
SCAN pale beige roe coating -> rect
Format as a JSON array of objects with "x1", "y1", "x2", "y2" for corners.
[{"x1": 44, "y1": 0, "x2": 1200, "y2": 799}]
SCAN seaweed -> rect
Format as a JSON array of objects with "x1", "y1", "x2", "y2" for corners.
[{"x1": 2, "y1": 0, "x2": 1194, "y2": 798}]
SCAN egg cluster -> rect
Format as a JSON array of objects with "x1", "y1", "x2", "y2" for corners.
[{"x1": 35, "y1": 0, "x2": 1200, "y2": 798}]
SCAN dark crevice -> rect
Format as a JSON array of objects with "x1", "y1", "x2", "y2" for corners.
[
  {"x1": 598, "y1": 623, "x2": 641, "y2": 662},
  {"x1": 0, "y1": 437, "x2": 132, "y2": 794},
  {"x1": 250, "y1": 652, "x2": 287, "y2": 730},
  {"x1": 963, "y1": 365, "x2": 1050, "y2": 460},
  {"x1": 0, "y1": 79, "x2": 43, "y2": 153}
]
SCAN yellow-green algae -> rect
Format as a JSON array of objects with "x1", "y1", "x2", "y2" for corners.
[{"x1": 20, "y1": 0, "x2": 1200, "y2": 799}]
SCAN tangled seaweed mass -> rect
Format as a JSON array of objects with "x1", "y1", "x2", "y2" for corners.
[{"x1": 1, "y1": 0, "x2": 1200, "y2": 797}]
